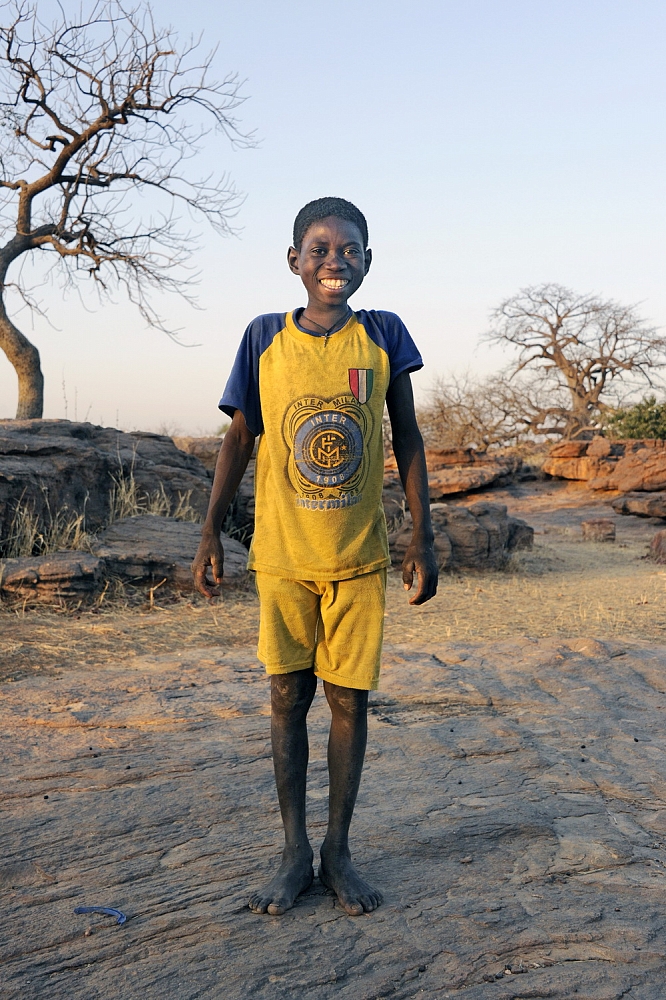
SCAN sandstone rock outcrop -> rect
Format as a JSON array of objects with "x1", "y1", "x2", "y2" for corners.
[
  {"x1": 0, "y1": 420, "x2": 212, "y2": 541},
  {"x1": 172, "y1": 435, "x2": 221, "y2": 472},
  {"x1": 388, "y1": 501, "x2": 533, "y2": 570},
  {"x1": 542, "y1": 436, "x2": 666, "y2": 492},
  {"x1": 93, "y1": 515, "x2": 248, "y2": 590},
  {"x1": 0, "y1": 517, "x2": 248, "y2": 601},
  {"x1": 592, "y1": 441, "x2": 666, "y2": 492},
  {"x1": 384, "y1": 448, "x2": 522, "y2": 501},
  {"x1": 611, "y1": 492, "x2": 666, "y2": 519},
  {"x1": 0, "y1": 551, "x2": 102, "y2": 600}
]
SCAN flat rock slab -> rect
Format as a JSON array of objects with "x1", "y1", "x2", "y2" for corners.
[
  {"x1": 612, "y1": 492, "x2": 666, "y2": 519},
  {"x1": 3, "y1": 638, "x2": 666, "y2": 998},
  {"x1": 0, "y1": 551, "x2": 103, "y2": 599},
  {"x1": 93, "y1": 515, "x2": 248, "y2": 589},
  {"x1": 0, "y1": 419, "x2": 212, "y2": 538}
]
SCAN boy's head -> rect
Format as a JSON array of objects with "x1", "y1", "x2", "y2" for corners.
[
  {"x1": 292, "y1": 197, "x2": 368, "y2": 251},
  {"x1": 288, "y1": 197, "x2": 372, "y2": 310}
]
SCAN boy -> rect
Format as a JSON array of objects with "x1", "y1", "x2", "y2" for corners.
[{"x1": 192, "y1": 197, "x2": 438, "y2": 916}]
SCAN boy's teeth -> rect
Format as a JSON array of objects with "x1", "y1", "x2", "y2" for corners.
[{"x1": 320, "y1": 279, "x2": 348, "y2": 289}]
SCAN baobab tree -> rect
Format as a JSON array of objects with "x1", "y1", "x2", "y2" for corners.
[
  {"x1": 0, "y1": 1, "x2": 249, "y2": 418},
  {"x1": 486, "y1": 284, "x2": 666, "y2": 439}
]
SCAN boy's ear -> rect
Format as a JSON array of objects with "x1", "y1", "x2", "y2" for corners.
[
  {"x1": 287, "y1": 246, "x2": 300, "y2": 274},
  {"x1": 364, "y1": 248, "x2": 372, "y2": 275}
]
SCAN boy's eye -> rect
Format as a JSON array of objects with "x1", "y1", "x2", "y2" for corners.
[{"x1": 344, "y1": 248, "x2": 360, "y2": 256}]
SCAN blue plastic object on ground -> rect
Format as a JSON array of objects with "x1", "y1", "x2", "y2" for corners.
[{"x1": 74, "y1": 905, "x2": 127, "y2": 925}]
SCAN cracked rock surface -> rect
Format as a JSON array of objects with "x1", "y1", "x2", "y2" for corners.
[{"x1": 2, "y1": 637, "x2": 666, "y2": 999}]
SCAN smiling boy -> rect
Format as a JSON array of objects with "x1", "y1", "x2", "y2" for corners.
[{"x1": 192, "y1": 197, "x2": 438, "y2": 915}]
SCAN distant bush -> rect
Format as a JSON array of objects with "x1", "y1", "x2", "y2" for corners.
[{"x1": 606, "y1": 396, "x2": 666, "y2": 440}]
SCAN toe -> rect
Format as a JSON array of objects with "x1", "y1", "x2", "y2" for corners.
[
  {"x1": 342, "y1": 898, "x2": 364, "y2": 916},
  {"x1": 267, "y1": 901, "x2": 287, "y2": 915}
]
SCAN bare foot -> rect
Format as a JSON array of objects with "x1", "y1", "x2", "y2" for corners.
[
  {"x1": 318, "y1": 848, "x2": 383, "y2": 915},
  {"x1": 248, "y1": 849, "x2": 314, "y2": 915}
]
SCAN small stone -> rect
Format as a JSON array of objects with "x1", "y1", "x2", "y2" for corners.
[
  {"x1": 460, "y1": 856, "x2": 473, "y2": 864},
  {"x1": 43, "y1": 795, "x2": 48, "y2": 800},
  {"x1": 581, "y1": 518, "x2": 616, "y2": 542}
]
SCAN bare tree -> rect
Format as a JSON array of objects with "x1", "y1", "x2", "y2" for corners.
[
  {"x1": 485, "y1": 284, "x2": 666, "y2": 439},
  {"x1": 418, "y1": 371, "x2": 560, "y2": 452},
  {"x1": 0, "y1": 1, "x2": 249, "y2": 418}
]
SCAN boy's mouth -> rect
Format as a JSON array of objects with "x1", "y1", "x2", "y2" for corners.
[{"x1": 319, "y1": 278, "x2": 349, "y2": 290}]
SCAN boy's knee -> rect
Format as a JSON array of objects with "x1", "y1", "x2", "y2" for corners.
[
  {"x1": 324, "y1": 681, "x2": 368, "y2": 717},
  {"x1": 271, "y1": 669, "x2": 316, "y2": 718}
]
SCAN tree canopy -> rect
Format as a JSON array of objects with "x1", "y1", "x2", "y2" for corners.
[
  {"x1": 0, "y1": 0, "x2": 249, "y2": 418},
  {"x1": 485, "y1": 283, "x2": 666, "y2": 439}
]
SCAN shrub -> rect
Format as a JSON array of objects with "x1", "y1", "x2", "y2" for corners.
[{"x1": 606, "y1": 396, "x2": 666, "y2": 439}]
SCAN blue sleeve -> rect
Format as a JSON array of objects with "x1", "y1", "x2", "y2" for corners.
[
  {"x1": 218, "y1": 314, "x2": 285, "y2": 436},
  {"x1": 358, "y1": 310, "x2": 423, "y2": 383},
  {"x1": 383, "y1": 311, "x2": 423, "y2": 383}
]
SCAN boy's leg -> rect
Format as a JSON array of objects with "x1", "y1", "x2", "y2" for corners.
[
  {"x1": 249, "y1": 667, "x2": 317, "y2": 914},
  {"x1": 318, "y1": 681, "x2": 383, "y2": 915},
  {"x1": 313, "y1": 572, "x2": 386, "y2": 915}
]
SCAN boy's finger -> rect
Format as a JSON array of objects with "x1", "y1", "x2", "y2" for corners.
[
  {"x1": 408, "y1": 569, "x2": 426, "y2": 605},
  {"x1": 402, "y1": 562, "x2": 414, "y2": 590},
  {"x1": 211, "y1": 554, "x2": 224, "y2": 584},
  {"x1": 409, "y1": 563, "x2": 438, "y2": 605},
  {"x1": 191, "y1": 561, "x2": 217, "y2": 599}
]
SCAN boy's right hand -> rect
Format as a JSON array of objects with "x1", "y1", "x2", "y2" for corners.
[{"x1": 191, "y1": 533, "x2": 225, "y2": 599}]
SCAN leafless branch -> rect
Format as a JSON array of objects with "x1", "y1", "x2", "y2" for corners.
[
  {"x1": 483, "y1": 283, "x2": 666, "y2": 438},
  {"x1": 0, "y1": 1, "x2": 252, "y2": 416}
]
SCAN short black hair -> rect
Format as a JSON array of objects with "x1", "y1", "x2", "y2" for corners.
[{"x1": 293, "y1": 197, "x2": 368, "y2": 251}]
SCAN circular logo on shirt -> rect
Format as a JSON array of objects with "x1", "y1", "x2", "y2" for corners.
[{"x1": 293, "y1": 409, "x2": 363, "y2": 487}]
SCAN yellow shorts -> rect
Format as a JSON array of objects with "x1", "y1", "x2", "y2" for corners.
[{"x1": 255, "y1": 569, "x2": 387, "y2": 691}]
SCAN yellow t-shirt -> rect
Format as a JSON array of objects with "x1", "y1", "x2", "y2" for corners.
[{"x1": 219, "y1": 309, "x2": 422, "y2": 581}]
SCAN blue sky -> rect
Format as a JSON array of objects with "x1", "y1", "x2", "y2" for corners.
[{"x1": 1, "y1": 0, "x2": 665, "y2": 431}]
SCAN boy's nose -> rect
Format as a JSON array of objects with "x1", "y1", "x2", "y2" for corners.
[{"x1": 324, "y1": 252, "x2": 346, "y2": 269}]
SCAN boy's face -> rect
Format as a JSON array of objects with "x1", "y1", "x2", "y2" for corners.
[{"x1": 288, "y1": 216, "x2": 372, "y2": 310}]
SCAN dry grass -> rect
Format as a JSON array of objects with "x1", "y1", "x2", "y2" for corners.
[
  {"x1": 1, "y1": 468, "x2": 201, "y2": 562},
  {"x1": 3, "y1": 497, "x2": 95, "y2": 559},
  {"x1": 2, "y1": 534, "x2": 665, "y2": 684},
  {"x1": 109, "y1": 469, "x2": 200, "y2": 523},
  {"x1": 384, "y1": 537, "x2": 666, "y2": 646}
]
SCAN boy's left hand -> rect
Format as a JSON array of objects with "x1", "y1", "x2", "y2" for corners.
[{"x1": 402, "y1": 542, "x2": 439, "y2": 605}]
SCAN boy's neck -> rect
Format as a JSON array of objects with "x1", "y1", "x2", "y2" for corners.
[{"x1": 299, "y1": 302, "x2": 352, "y2": 335}]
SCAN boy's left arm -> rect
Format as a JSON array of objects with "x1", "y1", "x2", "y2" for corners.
[{"x1": 386, "y1": 371, "x2": 439, "y2": 605}]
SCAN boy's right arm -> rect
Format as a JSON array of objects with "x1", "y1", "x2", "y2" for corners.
[{"x1": 191, "y1": 409, "x2": 256, "y2": 599}]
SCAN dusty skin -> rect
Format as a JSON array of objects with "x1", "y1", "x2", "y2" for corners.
[{"x1": 3, "y1": 481, "x2": 666, "y2": 997}]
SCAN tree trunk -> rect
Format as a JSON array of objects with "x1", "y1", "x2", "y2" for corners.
[{"x1": 0, "y1": 292, "x2": 44, "y2": 418}]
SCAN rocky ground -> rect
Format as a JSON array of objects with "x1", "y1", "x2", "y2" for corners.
[{"x1": 2, "y1": 480, "x2": 666, "y2": 999}]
